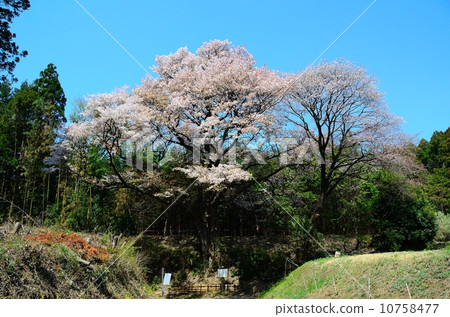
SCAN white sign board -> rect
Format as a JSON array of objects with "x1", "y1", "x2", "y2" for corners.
[
  {"x1": 163, "y1": 273, "x2": 172, "y2": 285},
  {"x1": 218, "y1": 268, "x2": 228, "y2": 278}
]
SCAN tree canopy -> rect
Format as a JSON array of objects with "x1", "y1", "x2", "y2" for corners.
[
  {"x1": 0, "y1": 0, "x2": 30, "y2": 81},
  {"x1": 284, "y1": 60, "x2": 402, "y2": 218}
]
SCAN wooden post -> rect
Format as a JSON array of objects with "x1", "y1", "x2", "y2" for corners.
[
  {"x1": 333, "y1": 278, "x2": 337, "y2": 295},
  {"x1": 111, "y1": 235, "x2": 119, "y2": 248},
  {"x1": 161, "y1": 267, "x2": 165, "y2": 298},
  {"x1": 12, "y1": 222, "x2": 21, "y2": 234},
  {"x1": 284, "y1": 258, "x2": 287, "y2": 278}
]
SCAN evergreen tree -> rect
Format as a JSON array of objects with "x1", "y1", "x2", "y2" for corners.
[
  {"x1": 0, "y1": 63, "x2": 66, "y2": 222},
  {"x1": 0, "y1": 0, "x2": 31, "y2": 81},
  {"x1": 417, "y1": 128, "x2": 450, "y2": 213}
]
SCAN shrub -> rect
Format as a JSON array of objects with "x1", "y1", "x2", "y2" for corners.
[
  {"x1": 435, "y1": 212, "x2": 450, "y2": 242},
  {"x1": 370, "y1": 171, "x2": 436, "y2": 252},
  {"x1": 234, "y1": 246, "x2": 286, "y2": 282}
]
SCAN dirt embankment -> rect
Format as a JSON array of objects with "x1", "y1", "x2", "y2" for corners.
[{"x1": 0, "y1": 223, "x2": 152, "y2": 299}]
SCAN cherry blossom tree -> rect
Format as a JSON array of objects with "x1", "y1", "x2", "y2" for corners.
[
  {"x1": 137, "y1": 40, "x2": 287, "y2": 268},
  {"x1": 285, "y1": 60, "x2": 403, "y2": 220},
  {"x1": 134, "y1": 40, "x2": 286, "y2": 183},
  {"x1": 65, "y1": 40, "x2": 287, "y2": 269}
]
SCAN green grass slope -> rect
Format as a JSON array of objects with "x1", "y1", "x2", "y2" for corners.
[{"x1": 262, "y1": 247, "x2": 449, "y2": 299}]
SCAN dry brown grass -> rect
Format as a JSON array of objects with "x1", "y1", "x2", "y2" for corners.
[{"x1": 26, "y1": 231, "x2": 109, "y2": 262}]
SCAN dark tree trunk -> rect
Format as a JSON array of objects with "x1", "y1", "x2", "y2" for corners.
[
  {"x1": 192, "y1": 187, "x2": 220, "y2": 272},
  {"x1": 313, "y1": 163, "x2": 329, "y2": 217},
  {"x1": 197, "y1": 218, "x2": 213, "y2": 270},
  {"x1": 194, "y1": 207, "x2": 215, "y2": 271}
]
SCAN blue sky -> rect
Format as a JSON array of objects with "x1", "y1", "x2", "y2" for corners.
[{"x1": 10, "y1": 0, "x2": 450, "y2": 140}]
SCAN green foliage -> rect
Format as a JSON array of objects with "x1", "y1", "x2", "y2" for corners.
[
  {"x1": 0, "y1": 0, "x2": 30, "y2": 81},
  {"x1": 55, "y1": 182, "x2": 137, "y2": 234},
  {"x1": 435, "y1": 212, "x2": 450, "y2": 242},
  {"x1": 137, "y1": 238, "x2": 202, "y2": 286},
  {"x1": 417, "y1": 128, "x2": 449, "y2": 172},
  {"x1": 0, "y1": 64, "x2": 66, "y2": 223},
  {"x1": 33, "y1": 63, "x2": 67, "y2": 123},
  {"x1": 322, "y1": 174, "x2": 375, "y2": 235},
  {"x1": 417, "y1": 128, "x2": 450, "y2": 213},
  {"x1": 289, "y1": 215, "x2": 314, "y2": 238},
  {"x1": 369, "y1": 171, "x2": 436, "y2": 252},
  {"x1": 268, "y1": 165, "x2": 377, "y2": 236},
  {"x1": 223, "y1": 244, "x2": 287, "y2": 283},
  {"x1": 425, "y1": 170, "x2": 450, "y2": 214},
  {"x1": 265, "y1": 167, "x2": 321, "y2": 235}
]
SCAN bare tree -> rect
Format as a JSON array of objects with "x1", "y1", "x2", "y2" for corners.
[{"x1": 285, "y1": 60, "x2": 402, "y2": 219}]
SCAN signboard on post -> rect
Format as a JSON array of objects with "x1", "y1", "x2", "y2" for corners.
[
  {"x1": 218, "y1": 268, "x2": 228, "y2": 278},
  {"x1": 163, "y1": 273, "x2": 172, "y2": 286}
]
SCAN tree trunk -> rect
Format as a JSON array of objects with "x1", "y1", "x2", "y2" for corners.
[
  {"x1": 314, "y1": 192, "x2": 326, "y2": 216},
  {"x1": 193, "y1": 205, "x2": 215, "y2": 271},
  {"x1": 192, "y1": 188, "x2": 220, "y2": 272},
  {"x1": 313, "y1": 163, "x2": 329, "y2": 214},
  {"x1": 198, "y1": 223, "x2": 212, "y2": 270}
]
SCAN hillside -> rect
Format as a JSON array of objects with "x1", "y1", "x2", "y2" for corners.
[
  {"x1": 0, "y1": 225, "x2": 156, "y2": 299},
  {"x1": 2, "y1": 221, "x2": 448, "y2": 299},
  {"x1": 262, "y1": 247, "x2": 450, "y2": 299}
]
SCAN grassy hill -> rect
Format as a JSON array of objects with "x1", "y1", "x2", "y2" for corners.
[{"x1": 262, "y1": 247, "x2": 449, "y2": 299}]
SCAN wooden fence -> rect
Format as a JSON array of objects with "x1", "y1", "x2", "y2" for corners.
[{"x1": 167, "y1": 283, "x2": 237, "y2": 297}]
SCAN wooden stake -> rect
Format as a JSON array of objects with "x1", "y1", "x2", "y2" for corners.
[
  {"x1": 28, "y1": 184, "x2": 35, "y2": 227},
  {"x1": 333, "y1": 278, "x2": 337, "y2": 295},
  {"x1": 405, "y1": 282, "x2": 412, "y2": 299},
  {"x1": 22, "y1": 182, "x2": 28, "y2": 222}
]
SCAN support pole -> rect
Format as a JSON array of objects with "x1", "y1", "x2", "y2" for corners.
[{"x1": 161, "y1": 267, "x2": 165, "y2": 298}]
